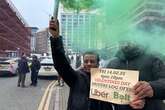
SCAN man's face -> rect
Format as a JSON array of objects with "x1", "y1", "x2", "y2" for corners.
[{"x1": 83, "y1": 54, "x2": 98, "y2": 73}]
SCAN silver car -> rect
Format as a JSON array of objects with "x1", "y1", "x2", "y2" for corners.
[
  {"x1": 38, "y1": 57, "x2": 58, "y2": 77},
  {"x1": 0, "y1": 58, "x2": 18, "y2": 76}
]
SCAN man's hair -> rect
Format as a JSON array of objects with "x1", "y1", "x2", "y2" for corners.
[{"x1": 83, "y1": 51, "x2": 100, "y2": 65}]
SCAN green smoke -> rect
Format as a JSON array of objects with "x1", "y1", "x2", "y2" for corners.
[
  {"x1": 68, "y1": 0, "x2": 165, "y2": 58},
  {"x1": 95, "y1": 0, "x2": 142, "y2": 45}
]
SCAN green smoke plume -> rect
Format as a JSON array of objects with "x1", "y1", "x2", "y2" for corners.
[
  {"x1": 66, "y1": 0, "x2": 165, "y2": 58},
  {"x1": 96, "y1": 0, "x2": 165, "y2": 57}
]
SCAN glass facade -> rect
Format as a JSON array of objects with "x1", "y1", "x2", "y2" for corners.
[{"x1": 60, "y1": 12, "x2": 97, "y2": 53}]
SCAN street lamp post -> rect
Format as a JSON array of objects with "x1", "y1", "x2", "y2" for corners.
[{"x1": 17, "y1": 48, "x2": 20, "y2": 57}]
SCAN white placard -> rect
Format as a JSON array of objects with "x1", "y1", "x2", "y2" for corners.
[{"x1": 90, "y1": 68, "x2": 139, "y2": 104}]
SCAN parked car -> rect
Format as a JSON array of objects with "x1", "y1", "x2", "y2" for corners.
[
  {"x1": 0, "y1": 58, "x2": 19, "y2": 76},
  {"x1": 38, "y1": 57, "x2": 58, "y2": 77}
]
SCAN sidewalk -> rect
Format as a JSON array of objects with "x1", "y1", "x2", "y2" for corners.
[
  {"x1": 50, "y1": 84, "x2": 69, "y2": 110},
  {"x1": 49, "y1": 83, "x2": 165, "y2": 110}
]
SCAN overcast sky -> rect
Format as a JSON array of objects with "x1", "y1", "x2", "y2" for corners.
[{"x1": 11, "y1": 0, "x2": 54, "y2": 29}]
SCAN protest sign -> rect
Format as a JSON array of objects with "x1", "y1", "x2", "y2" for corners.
[{"x1": 90, "y1": 68, "x2": 139, "y2": 104}]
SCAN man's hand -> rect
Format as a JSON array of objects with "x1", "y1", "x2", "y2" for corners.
[
  {"x1": 133, "y1": 81, "x2": 153, "y2": 99},
  {"x1": 129, "y1": 97, "x2": 145, "y2": 109},
  {"x1": 49, "y1": 17, "x2": 59, "y2": 38}
]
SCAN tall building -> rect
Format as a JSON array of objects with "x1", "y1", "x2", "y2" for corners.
[
  {"x1": 30, "y1": 27, "x2": 39, "y2": 53},
  {"x1": 132, "y1": 0, "x2": 165, "y2": 30},
  {"x1": 59, "y1": 5, "x2": 97, "y2": 53},
  {"x1": 35, "y1": 29, "x2": 50, "y2": 55},
  {"x1": 0, "y1": 0, "x2": 30, "y2": 57}
]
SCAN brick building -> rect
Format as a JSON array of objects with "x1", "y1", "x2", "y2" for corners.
[{"x1": 0, "y1": 0, "x2": 31, "y2": 57}]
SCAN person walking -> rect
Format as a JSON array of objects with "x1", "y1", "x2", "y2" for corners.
[
  {"x1": 30, "y1": 55, "x2": 41, "y2": 86},
  {"x1": 17, "y1": 53, "x2": 29, "y2": 88}
]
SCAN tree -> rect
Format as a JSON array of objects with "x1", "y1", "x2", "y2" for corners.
[
  {"x1": 53, "y1": 0, "x2": 95, "y2": 18},
  {"x1": 61, "y1": 0, "x2": 94, "y2": 11}
]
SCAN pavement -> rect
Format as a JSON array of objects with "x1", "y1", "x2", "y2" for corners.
[
  {"x1": 50, "y1": 84, "x2": 69, "y2": 110},
  {"x1": 50, "y1": 83, "x2": 165, "y2": 110}
]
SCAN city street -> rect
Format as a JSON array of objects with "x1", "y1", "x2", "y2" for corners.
[
  {"x1": 1, "y1": 0, "x2": 165, "y2": 110},
  {"x1": 0, "y1": 74, "x2": 52, "y2": 110}
]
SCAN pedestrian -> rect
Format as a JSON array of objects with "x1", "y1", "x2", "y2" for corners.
[
  {"x1": 49, "y1": 18, "x2": 144, "y2": 110},
  {"x1": 30, "y1": 55, "x2": 41, "y2": 86},
  {"x1": 71, "y1": 55, "x2": 74, "y2": 63},
  {"x1": 76, "y1": 54, "x2": 81, "y2": 68},
  {"x1": 106, "y1": 41, "x2": 165, "y2": 110},
  {"x1": 17, "y1": 53, "x2": 29, "y2": 88},
  {"x1": 56, "y1": 54, "x2": 70, "y2": 87},
  {"x1": 56, "y1": 76, "x2": 64, "y2": 87}
]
